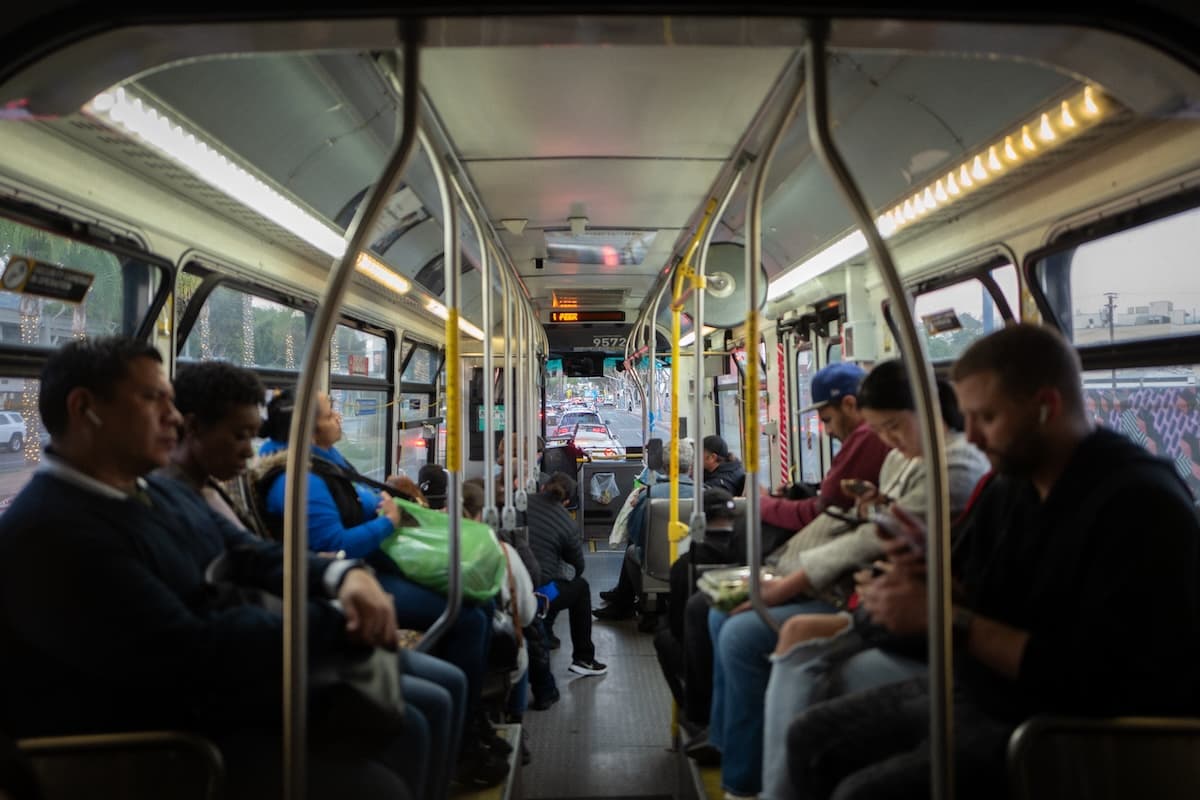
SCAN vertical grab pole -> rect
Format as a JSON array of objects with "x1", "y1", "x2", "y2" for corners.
[
  {"x1": 746, "y1": 58, "x2": 807, "y2": 634},
  {"x1": 460, "y1": 186, "x2": 498, "y2": 531},
  {"x1": 417, "y1": 126, "x2": 464, "y2": 652},
  {"x1": 514, "y1": 303, "x2": 528, "y2": 511},
  {"x1": 525, "y1": 304, "x2": 539, "y2": 492},
  {"x1": 648, "y1": 290, "x2": 663, "y2": 443},
  {"x1": 689, "y1": 168, "x2": 745, "y2": 544},
  {"x1": 501, "y1": 272, "x2": 516, "y2": 530},
  {"x1": 282, "y1": 22, "x2": 422, "y2": 799},
  {"x1": 805, "y1": 20, "x2": 954, "y2": 800}
]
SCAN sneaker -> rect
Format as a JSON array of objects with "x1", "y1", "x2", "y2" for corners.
[
  {"x1": 568, "y1": 658, "x2": 608, "y2": 676},
  {"x1": 599, "y1": 589, "x2": 619, "y2": 602},
  {"x1": 528, "y1": 688, "x2": 560, "y2": 711},
  {"x1": 592, "y1": 604, "x2": 635, "y2": 621},
  {"x1": 544, "y1": 632, "x2": 562, "y2": 650},
  {"x1": 455, "y1": 741, "x2": 509, "y2": 789},
  {"x1": 474, "y1": 719, "x2": 513, "y2": 756}
]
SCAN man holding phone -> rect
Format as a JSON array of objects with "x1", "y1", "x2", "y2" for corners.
[{"x1": 787, "y1": 324, "x2": 1200, "y2": 800}]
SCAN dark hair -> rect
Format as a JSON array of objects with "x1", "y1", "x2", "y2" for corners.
[
  {"x1": 461, "y1": 481, "x2": 485, "y2": 519},
  {"x1": 40, "y1": 336, "x2": 162, "y2": 436},
  {"x1": 540, "y1": 471, "x2": 577, "y2": 503},
  {"x1": 858, "y1": 359, "x2": 963, "y2": 431},
  {"x1": 703, "y1": 434, "x2": 731, "y2": 461},
  {"x1": 951, "y1": 323, "x2": 1083, "y2": 413},
  {"x1": 260, "y1": 388, "x2": 296, "y2": 441},
  {"x1": 173, "y1": 361, "x2": 265, "y2": 427}
]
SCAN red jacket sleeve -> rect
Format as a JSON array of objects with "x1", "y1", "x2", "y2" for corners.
[{"x1": 815, "y1": 422, "x2": 891, "y2": 512}]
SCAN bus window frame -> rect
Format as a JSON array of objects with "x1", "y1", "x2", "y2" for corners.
[
  {"x1": 329, "y1": 316, "x2": 394, "y2": 482},
  {"x1": 1025, "y1": 186, "x2": 1200, "y2": 372},
  {"x1": 881, "y1": 252, "x2": 1018, "y2": 364},
  {"x1": 0, "y1": 196, "x2": 174, "y2": 357}
]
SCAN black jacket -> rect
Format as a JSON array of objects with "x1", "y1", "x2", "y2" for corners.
[
  {"x1": 705, "y1": 459, "x2": 746, "y2": 496},
  {"x1": 525, "y1": 493, "x2": 584, "y2": 584}
]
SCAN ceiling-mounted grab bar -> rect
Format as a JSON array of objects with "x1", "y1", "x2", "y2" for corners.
[
  {"x1": 281, "y1": 21, "x2": 422, "y2": 800},
  {"x1": 501, "y1": 269, "x2": 516, "y2": 530},
  {"x1": 416, "y1": 124, "x2": 464, "y2": 653},
  {"x1": 805, "y1": 20, "x2": 954, "y2": 800},
  {"x1": 746, "y1": 56, "x2": 807, "y2": 635}
]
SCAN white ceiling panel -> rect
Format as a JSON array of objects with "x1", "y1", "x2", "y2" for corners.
[{"x1": 422, "y1": 46, "x2": 793, "y2": 160}]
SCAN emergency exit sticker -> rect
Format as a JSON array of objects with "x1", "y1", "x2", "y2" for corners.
[
  {"x1": 1, "y1": 256, "x2": 94, "y2": 303},
  {"x1": 922, "y1": 308, "x2": 962, "y2": 335}
]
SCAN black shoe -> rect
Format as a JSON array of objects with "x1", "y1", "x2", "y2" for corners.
[
  {"x1": 684, "y1": 731, "x2": 721, "y2": 767},
  {"x1": 456, "y1": 741, "x2": 510, "y2": 789},
  {"x1": 592, "y1": 604, "x2": 635, "y2": 621},
  {"x1": 474, "y1": 718, "x2": 513, "y2": 756},
  {"x1": 545, "y1": 633, "x2": 562, "y2": 650},
  {"x1": 599, "y1": 589, "x2": 620, "y2": 602},
  {"x1": 528, "y1": 688, "x2": 560, "y2": 711},
  {"x1": 568, "y1": 658, "x2": 608, "y2": 676}
]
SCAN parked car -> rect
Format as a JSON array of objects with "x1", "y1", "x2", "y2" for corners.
[{"x1": 0, "y1": 411, "x2": 25, "y2": 452}]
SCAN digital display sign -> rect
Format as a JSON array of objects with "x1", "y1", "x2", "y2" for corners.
[{"x1": 549, "y1": 310, "x2": 626, "y2": 323}]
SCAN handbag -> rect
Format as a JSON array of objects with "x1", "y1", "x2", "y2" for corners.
[{"x1": 379, "y1": 498, "x2": 506, "y2": 601}]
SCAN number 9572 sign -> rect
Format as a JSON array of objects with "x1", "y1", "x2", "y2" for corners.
[{"x1": 592, "y1": 336, "x2": 626, "y2": 348}]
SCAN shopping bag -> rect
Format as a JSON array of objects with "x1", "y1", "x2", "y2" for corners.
[{"x1": 379, "y1": 498, "x2": 506, "y2": 601}]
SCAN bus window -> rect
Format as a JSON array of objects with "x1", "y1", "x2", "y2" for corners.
[
  {"x1": 795, "y1": 348, "x2": 821, "y2": 484},
  {"x1": 0, "y1": 378, "x2": 45, "y2": 511},
  {"x1": 330, "y1": 325, "x2": 390, "y2": 482},
  {"x1": 892, "y1": 263, "x2": 1018, "y2": 363},
  {"x1": 179, "y1": 282, "x2": 308, "y2": 369},
  {"x1": 396, "y1": 393, "x2": 433, "y2": 480}
]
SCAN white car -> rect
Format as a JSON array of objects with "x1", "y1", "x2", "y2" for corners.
[
  {"x1": 0, "y1": 411, "x2": 26, "y2": 452},
  {"x1": 569, "y1": 424, "x2": 627, "y2": 460}
]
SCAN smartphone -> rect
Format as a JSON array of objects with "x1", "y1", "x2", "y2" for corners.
[
  {"x1": 841, "y1": 478, "x2": 874, "y2": 498},
  {"x1": 870, "y1": 505, "x2": 927, "y2": 555}
]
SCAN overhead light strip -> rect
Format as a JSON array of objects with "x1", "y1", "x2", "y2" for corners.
[
  {"x1": 767, "y1": 84, "x2": 1111, "y2": 301},
  {"x1": 85, "y1": 87, "x2": 488, "y2": 341}
]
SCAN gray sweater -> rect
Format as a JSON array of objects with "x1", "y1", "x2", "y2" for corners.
[{"x1": 775, "y1": 431, "x2": 989, "y2": 592}]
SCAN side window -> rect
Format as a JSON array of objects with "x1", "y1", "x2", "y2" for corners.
[
  {"x1": 330, "y1": 325, "x2": 391, "y2": 481},
  {"x1": 904, "y1": 263, "x2": 1018, "y2": 362},
  {"x1": 179, "y1": 280, "x2": 309, "y2": 369},
  {"x1": 0, "y1": 378, "x2": 45, "y2": 511}
]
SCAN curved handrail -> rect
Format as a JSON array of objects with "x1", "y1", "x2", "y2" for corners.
[
  {"x1": 281, "y1": 21, "x2": 422, "y2": 798},
  {"x1": 805, "y1": 19, "x2": 954, "y2": 800},
  {"x1": 746, "y1": 56, "x2": 807, "y2": 634},
  {"x1": 416, "y1": 124, "x2": 463, "y2": 653}
]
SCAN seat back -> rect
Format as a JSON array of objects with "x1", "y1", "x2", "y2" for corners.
[
  {"x1": 644, "y1": 497, "x2": 692, "y2": 582},
  {"x1": 19, "y1": 731, "x2": 223, "y2": 800},
  {"x1": 1008, "y1": 716, "x2": 1200, "y2": 800}
]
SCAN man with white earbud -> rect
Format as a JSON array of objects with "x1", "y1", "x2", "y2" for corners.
[{"x1": 786, "y1": 323, "x2": 1200, "y2": 800}]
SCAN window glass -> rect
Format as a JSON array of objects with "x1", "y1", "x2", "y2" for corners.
[
  {"x1": 402, "y1": 344, "x2": 438, "y2": 384},
  {"x1": 179, "y1": 283, "x2": 308, "y2": 368},
  {"x1": 395, "y1": 392, "x2": 433, "y2": 480},
  {"x1": 717, "y1": 385, "x2": 741, "y2": 461},
  {"x1": 1083, "y1": 366, "x2": 1200, "y2": 506},
  {"x1": 1035, "y1": 207, "x2": 1200, "y2": 347},
  {"x1": 910, "y1": 264, "x2": 1017, "y2": 361},
  {"x1": 795, "y1": 349, "x2": 821, "y2": 484},
  {"x1": 330, "y1": 388, "x2": 387, "y2": 482},
  {"x1": 331, "y1": 326, "x2": 387, "y2": 378},
  {"x1": 0, "y1": 377, "x2": 46, "y2": 513},
  {"x1": 0, "y1": 219, "x2": 162, "y2": 346}
]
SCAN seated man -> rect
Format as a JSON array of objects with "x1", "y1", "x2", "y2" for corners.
[
  {"x1": 0, "y1": 337, "x2": 412, "y2": 799},
  {"x1": 701, "y1": 435, "x2": 746, "y2": 496},
  {"x1": 594, "y1": 438, "x2": 696, "y2": 621},
  {"x1": 786, "y1": 324, "x2": 1200, "y2": 800},
  {"x1": 525, "y1": 472, "x2": 608, "y2": 676}
]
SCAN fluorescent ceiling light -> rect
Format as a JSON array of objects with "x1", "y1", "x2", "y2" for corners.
[
  {"x1": 767, "y1": 84, "x2": 1112, "y2": 301},
  {"x1": 87, "y1": 87, "x2": 418, "y2": 302},
  {"x1": 425, "y1": 300, "x2": 485, "y2": 340},
  {"x1": 679, "y1": 325, "x2": 718, "y2": 347}
]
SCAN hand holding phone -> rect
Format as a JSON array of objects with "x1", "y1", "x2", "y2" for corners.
[
  {"x1": 841, "y1": 478, "x2": 876, "y2": 498},
  {"x1": 870, "y1": 505, "x2": 927, "y2": 556}
]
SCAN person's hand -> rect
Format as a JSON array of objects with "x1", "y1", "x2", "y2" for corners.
[
  {"x1": 860, "y1": 567, "x2": 927, "y2": 636},
  {"x1": 377, "y1": 491, "x2": 402, "y2": 527},
  {"x1": 731, "y1": 576, "x2": 790, "y2": 615},
  {"x1": 338, "y1": 568, "x2": 398, "y2": 650}
]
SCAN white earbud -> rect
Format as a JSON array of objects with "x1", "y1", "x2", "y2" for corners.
[
  {"x1": 1038, "y1": 405, "x2": 1049, "y2": 425},
  {"x1": 84, "y1": 409, "x2": 103, "y2": 427}
]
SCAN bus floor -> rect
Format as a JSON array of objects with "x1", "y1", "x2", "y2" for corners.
[{"x1": 521, "y1": 548, "x2": 677, "y2": 800}]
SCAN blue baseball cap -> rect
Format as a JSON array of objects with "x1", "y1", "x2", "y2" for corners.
[{"x1": 801, "y1": 362, "x2": 866, "y2": 413}]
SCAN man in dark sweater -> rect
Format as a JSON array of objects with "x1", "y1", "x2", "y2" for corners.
[
  {"x1": 525, "y1": 471, "x2": 607, "y2": 676},
  {"x1": 786, "y1": 324, "x2": 1200, "y2": 800},
  {"x1": 0, "y1": 337, "x2": 414, "y2": 799}
]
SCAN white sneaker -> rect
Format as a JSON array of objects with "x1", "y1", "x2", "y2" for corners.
[{"x1": 568, "y1": 658, "x2": 608, "y2": 676}]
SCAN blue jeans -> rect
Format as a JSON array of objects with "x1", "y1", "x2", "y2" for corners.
[
  {"x1": 709, "y1": 601, "x2": 835, "y2": 796},
  {"x1": 400, "y1": 649, "x2": 467, "y2": 800},
  {"x1": 375, "y1": 570, "x2": 491, "y2": 716},
  {"x1": 761, "y1": 624, "x2": 926, "y2": 800}
]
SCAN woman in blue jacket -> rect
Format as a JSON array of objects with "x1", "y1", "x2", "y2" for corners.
[{"x1": 258, "y1": 389, "x2": 508, "y2": 787}]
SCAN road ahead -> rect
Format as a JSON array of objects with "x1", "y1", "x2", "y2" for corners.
[{"x1": 598, "y1": 407, "x2": 651, "y2": 448}]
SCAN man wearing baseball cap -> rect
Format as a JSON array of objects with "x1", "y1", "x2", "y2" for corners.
[{"x1": 762, "y1": 362, "x2": 891, "y2": 531}]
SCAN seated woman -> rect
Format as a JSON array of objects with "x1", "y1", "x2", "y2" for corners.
[
  {"x1": 161, "y1": 361, "x2": 472, "y2": 798},
  {"x1": 705, "y1": 360, "x2": 989, "y2": 800},
  {"x1": 253, "y1": 389, "x2": 508, "y2": 789}
]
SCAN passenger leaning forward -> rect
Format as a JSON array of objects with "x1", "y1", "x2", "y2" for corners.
[
  {"x1": 252, "y1": 390, "x2": 510, "y2": 788},
  {"x1": 0, "y1": 337, "x2": 412, "y2": 800},
  {"x1": 704, "y1": 358, "x2": 988, "y2": 799},
  {"x1": 163, "y1": 360, "x2": 468, "y2": 800},
  {"x1": 786, "y1": 323, "x2": 1200, "y2": 800}
]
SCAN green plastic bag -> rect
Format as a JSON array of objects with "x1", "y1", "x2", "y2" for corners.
[{"x1": 379, "y1": 498, "x2": 506, "y2": 601}]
